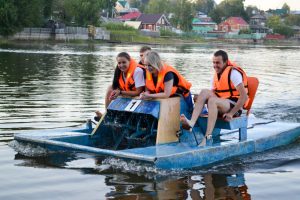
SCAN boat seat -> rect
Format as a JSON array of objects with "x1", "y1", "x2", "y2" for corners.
[{"x1": 197, "y1": 77, "x2": 259, "y2": 141}]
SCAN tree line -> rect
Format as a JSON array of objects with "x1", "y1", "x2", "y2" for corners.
[
  {"x1": 139, "y1": 0, "x2": 300, "y2": 36},
  {"x1": 0, "y1": 0, "x2": 117, "y2": 36},
  {"x1": 1, "y1": 0, "x2": 300, "y2": 37}
]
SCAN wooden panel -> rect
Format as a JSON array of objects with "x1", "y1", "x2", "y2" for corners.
[
  {"x1": 91, "y1": 112, "x2": 106, "y2": 136},
  {"x1": 156, "y1": 97, "x2": 180, "y2": 144}
]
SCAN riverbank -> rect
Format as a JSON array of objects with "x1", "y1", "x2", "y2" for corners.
[{"x1": 1, "y1": 36, "x2": 299, "y2": 46}]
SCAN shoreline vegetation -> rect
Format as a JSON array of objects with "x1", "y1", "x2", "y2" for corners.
[
  {"x1": 0, "y1": 23, "x2": 299, "y2": 46},
  {"x1": 1, "y1": 35, "x2": 299, "y2": 46}
]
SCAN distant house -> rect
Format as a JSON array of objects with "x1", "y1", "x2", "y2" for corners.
[
  {"x1": 249, "y1": 14, "x2": 269, "y2": 33},
  {"x1": 117, "y1": 11, "x2": 141, "y2": 21},
  {"x1": 290, "y1": 10, "x2": 300, "y2": 15},
  {"x1": 115, "y1": 0, "x2": 130, "y2": 13},
  {"x1": 292, "y1": 26, "x2": 300, "y2": 39},
  {"x1": 192, "y1": 18, "x2": 217, "y2": 33},
  {"x1": 265, "y1": 9, "x2": 288, "y2": 17},
  {"x1": 218, "y1": 17, "x2": 249, "y2": 33},
  {"x1": 192, "y1": 13, "x2": 217, "y2": 33},
  {"x1": 136, "y1": 14, "x2": 171, "y2": 31},
  {"x1": 124, "y1": 21, "x2": 142, "y2": 29},
  {"x1": 119, "y1": 8, "x2": 140, "y2": 16}
]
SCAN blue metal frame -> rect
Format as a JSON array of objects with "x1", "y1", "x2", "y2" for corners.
[{"x1": 13, "y1": 97, "x2": 300, "y2": 169}]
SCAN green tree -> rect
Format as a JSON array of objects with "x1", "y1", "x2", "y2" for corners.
[
  {"x1": 245, "y1": 5, "x2": 260, "y2": 18},
  {"x1": 0, "y1": 0, "x2": 18, "y2": 36},
  {"x1": 285, "y1": 14, "x2": 300, "y2": 26},
  {"x1": 63, "y1": 0, "x2": 107, "y2": 26},
  {"x1": 282, "y1": 3, "x2": 290, "y2": 14},
  {"x1": 107, "y1": 0, "x2": 118, "y2": 18},
  {"x1": 44, "y1": 0, "x2": 54, "y2": 19},
  {"x1": 144, "y1": 0, "x2": 172, "y2": 14},
  {"x1": 130, "y1": 0, "x2": 141, "y2": 8},
  {"x1": 267, "y1": 15, "x2": 282, "y2": 28},
  {"x1": 209, "y1": 0, "x2": 248, "y2": 23},
  {"x1": 267, "y1": 15, "x2": 294, "y2": 37},
  {"x1": 170, "y1": 0, "x2": 194, "y2": 32},
  {"x1": 273, "y1": 25, "x2": 294, "y2": 37},
  {"x1": 16, "y1": 0, "x2": 45, "y2": 27},
  {"x1": 194, "y1": 0, "x2": 215, "y2": 15},
  {"x1": 0, "y1": 0, "x2": 45, "y2": 36},
  {"x1": 209, "y1": 6, "x2": 223, "y2": 23}
]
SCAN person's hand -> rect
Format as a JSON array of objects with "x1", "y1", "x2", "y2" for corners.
[
  {"x1": 193, "y1": 94, "x2": 198, "y2": 103},
  {"x1": 139, "y1": 91, "x2": 151, "y2": 100},
  {"x1": 109, "y1": 89, "x2": 121, "y2": 100},
  {"x1": 223, "y1": 112, "x2": 233, "y2": 121}
]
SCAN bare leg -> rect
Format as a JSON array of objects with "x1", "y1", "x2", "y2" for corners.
[
  {"x1": 180, "y1": 89, "x2": 216, "y2": 129},
  {"x1": 206, "y1": 97, "x2": 231, "y2": 136},
  {"x1": 95, "y1": 85, "x2": 113, "y2": 121},
  {"x1": 199, "y1": 97, "x2": 231, "y2": 146},
  {"x1": 105, "y1": 85, "x2": 113, "y2": 109}
]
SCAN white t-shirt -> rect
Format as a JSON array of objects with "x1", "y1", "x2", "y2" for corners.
[
  {"x1": 122, "y1": 67, "x2": 145, "y2": 88},
  {"x1": 211, "y1": 69, "x2": 243, "y2": 89}
]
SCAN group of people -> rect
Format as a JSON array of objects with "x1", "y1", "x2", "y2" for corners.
[{"x1": 96, "y1": 46, "x2": 249, "y2": 146}]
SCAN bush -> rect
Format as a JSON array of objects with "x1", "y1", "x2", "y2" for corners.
[
  {"x1": 160, "y1": 29, "x2": 178, "y2": 37},
  {"x1": 273, "y1": 25, "x2": 295, "y2": 38},
  {"x1": 239, "y1": 29, "x2": 252, "y2": 34},
  {"x1": 103, "y1": 22, "x2": 136, "y2": 31}
]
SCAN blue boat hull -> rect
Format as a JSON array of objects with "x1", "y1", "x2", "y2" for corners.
[{"x1": 14, "y1": 119, "x2": 300, "y2": 169}]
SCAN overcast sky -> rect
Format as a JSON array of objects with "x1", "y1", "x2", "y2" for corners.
[{"x1": 214, "y1": 0, "x2": 300, "y2": 10}]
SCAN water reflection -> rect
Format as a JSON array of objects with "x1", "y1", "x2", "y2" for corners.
[
  {"x1": 189, "y1": 174, "x2": 250, "y2": 200},
  {"x1": 1, "y1": 43, "x2": 300, "y2": 199},
  {"x1": 13, "y1": 151, "x2": 251, "y2": 199}
]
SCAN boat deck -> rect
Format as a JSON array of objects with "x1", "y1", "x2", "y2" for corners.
[{"x1": 14, "y1": 117, "x2": 300, "y2": 169}]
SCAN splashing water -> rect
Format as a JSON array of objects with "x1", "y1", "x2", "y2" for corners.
[{"x1": 8, "y1": 140, "x2": 49, "y2": 157}]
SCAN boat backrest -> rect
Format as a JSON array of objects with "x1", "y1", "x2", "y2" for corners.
[{"x1": 245, "y1": 77, "x2": 259, "y2": 115}]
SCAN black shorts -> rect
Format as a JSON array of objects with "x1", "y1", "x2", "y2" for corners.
[{"x1": 230, "y1": 102, "x2": 242, "y2": 117}]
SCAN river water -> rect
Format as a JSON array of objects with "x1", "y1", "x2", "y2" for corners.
[{"x1": 0, "y1": 42, "x2": 300, "y2": 199}]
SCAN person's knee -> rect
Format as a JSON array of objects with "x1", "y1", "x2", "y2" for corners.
[
  {"x1": 107, "y1": 85, "x2": 113, "y2": 92},
  {"x1": 106, "y1": 85, "x2": 113, "y2": 96},
  {"x1": 201, "y1": 89, "x2": 214, "y2": 98},
  {"x1": 207, "y1": 96, "x2": 218, "y2": 107}
]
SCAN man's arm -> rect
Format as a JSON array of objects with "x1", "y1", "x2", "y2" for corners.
[{"x1": 223, "y1": 83, "x2": 248, "y2": 121}]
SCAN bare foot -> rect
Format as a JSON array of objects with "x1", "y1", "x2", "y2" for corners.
[
  {"x1": 94, "y1": 110, "x2": 103, "y2": 122},
  {"x1": 180, "y1": 114, "x2": 193, "y2": 131},
  {"x1": 198, "y1": 138, "x2": 206, "y2": 147},
  {"x1": 95, "y1": 110, "x2": 102, "y2": 118}
]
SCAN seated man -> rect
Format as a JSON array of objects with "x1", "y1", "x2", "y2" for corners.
[{"x1": 180, "y1": 50, "x2": 249, "y2": 146}]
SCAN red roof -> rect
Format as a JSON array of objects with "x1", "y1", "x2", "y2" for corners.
[
  {"x1": 224, "y1": 17, "x2": 248, "y2": 26},
  {"x1": 118, "y1": 11, "x2": 141, "y2": 21},
  {"x1": 219, "y1": 21, "x2": 230, "y2": 26}
]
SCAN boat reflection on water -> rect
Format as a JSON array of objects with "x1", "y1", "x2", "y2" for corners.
[
  {"x1": 13, "y1": 150, "x2": 251, "y2": 199},
  {"x1": 104, "y1": 172, "x2": 251, "y2": 199},
  {"x1": 188, "y1": 174, "x2": 250, "y2": 200}
]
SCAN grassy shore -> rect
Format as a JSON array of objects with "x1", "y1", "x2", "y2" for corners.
[
  {"x1": 109, "y1": 31, "x2": 206, "y2": 44},
  {"x1": 1, "y1": 26, "x2": 299, "y2": 46},
  {"x1": 104, "y1": 23, "x2": 205, "y2": 44}
]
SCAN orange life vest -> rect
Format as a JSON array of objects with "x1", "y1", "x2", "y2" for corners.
[
  {"x1": 118, "y1": 59, "x2": 145, "y2": 91},
  {"x1": 213, "y1": 61, "x2": 249, "y2": 108},
  {"x1": 145, "y1": 63, "x2": 192, "y2": 97}
]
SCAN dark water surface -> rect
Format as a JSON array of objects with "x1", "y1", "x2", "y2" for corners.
[{"x1": 0, "y1": 43, "x2": 300, "y2": 199}]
